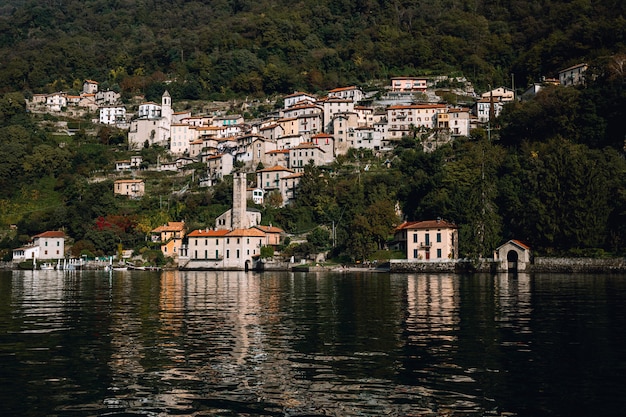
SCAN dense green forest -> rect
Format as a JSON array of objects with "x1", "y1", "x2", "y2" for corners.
[
  {"x1": 0, "y1": 0, "x2": 625, "y2": 98},
  {"x1": 0, "y1": 0, "x2": 625, "y2": 261}
]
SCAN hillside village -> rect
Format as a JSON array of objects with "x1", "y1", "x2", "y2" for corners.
[{"x1": 17, "y1": 64, "x2": 589, "y2": 271}]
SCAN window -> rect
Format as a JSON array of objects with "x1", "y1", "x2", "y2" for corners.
[
  {"x1": 226, "y1": 250, "x2": 230, "y2": 258},
  {"x1": 413, "y1": 249, "x2": 418, "y2": 259},
  {"x1": 437, "y1": 248, "x2": 442, "y2": 258},
  {"x1": 437, "y1": 232, "x2": 441, "y2": 243},
  {"x1": 413, "y1": 233, "x2": 418, "y2": 243},
  {"x1": 425, "y1": 233, "x2": 430, "y2": 245},
  {"x1": 236, "y1": 249, "x2": 240, "y2": 258}
]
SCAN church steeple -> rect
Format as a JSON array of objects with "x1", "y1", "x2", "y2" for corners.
[{"x1": 160, "y1": 90, "x2": 172, "y2": 124}]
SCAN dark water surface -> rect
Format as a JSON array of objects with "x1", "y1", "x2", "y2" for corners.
[{"x1": 1, "y1": 270, "x2": 625, "y2": 417}]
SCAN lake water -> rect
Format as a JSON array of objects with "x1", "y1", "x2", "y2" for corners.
[{"x1": 1, "y1": 270, "x2": 625, "y2": 417}]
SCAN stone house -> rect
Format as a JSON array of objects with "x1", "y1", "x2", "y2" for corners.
[
  {"x1": 494, "y1": 240, "x2": 531, "y2": 272},
  {"x1": 114, "y1": 179, "x2": 145, "y2": 198}
]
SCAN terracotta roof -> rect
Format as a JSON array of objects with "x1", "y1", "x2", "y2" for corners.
[
  {"x1": 284, "y1": 91, "x2": 315, "y2": 98},
  {"x1": 114, "y1": 179, "x2": 143, "y2": 183},
  {"x1": 329, "y1": 86, "x2": 358, "y2": 92},
  {"x1": 188, "y1": 229, "x2": 230, "y2": 237},
  {"x1": 388, "y1": 104, "x2": 447, "y2": 110},
  {"x1": 282, "y1": 173, "x2": 303, "y2": 179},
  {"x1": 291, "y1": 142, "x2": 324, "y2": 151},
  {"x1": 254, "y1": 225, "x2": 284, "y2": 234},
  {"x1": 312, "y1": 133, "x2": 333, "y2": 139},
  {"x1": 226, "y1": 228, "x2": 266, "y2": 237},
  {"x1": 152, "y1": 222, "x2": 185, "y2": 233},
  {"x1": 396, "y1": 219, "x2": 457, "y2": 231},
  {"x1": 34, "y1": 231, "x2": 65, "y2": 238},
  {"x1": 510, "y1": 239, "x2": 530, "y2": 250},
  {"x1": 256, "y1": 165, "x2": 292, "y2": 173}
]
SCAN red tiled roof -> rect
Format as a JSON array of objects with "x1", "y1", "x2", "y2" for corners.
[
  {"x1": 254, "y1": 225, "x2": 284, "y2": 234},
  {"x1": 510, "y1": 239, "x2": 530, "y2": 250},
  {"x1": 34, "y1": 231, "x2": 65, "y2": 238},
  {"x1": 256, "y1": 165, "x2": 292, "y2": 173},
  {"x1": 187, "y1": 229, "x2": 230, "y2": 237},
  {"x1": 396, "y1": 220, "x2": 457, "y2": 231},
  {"x1": 152, "y1": 222, "x2": 185, "y2": 233},
  {"x1": 226, "y1": 228, "x2": 266, "y2": 237}
]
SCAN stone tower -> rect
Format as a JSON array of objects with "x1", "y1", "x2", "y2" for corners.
[
  {"x1": 231, "y1": 172, "x2": 247, "y2": 230},
  {"x1": 161, "y1": 90, "x2": 172, "y2": 124}
]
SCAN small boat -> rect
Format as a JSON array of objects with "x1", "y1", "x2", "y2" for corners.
[{"x1": 40, "y1": 263, "x2": 55, "y2": 270}]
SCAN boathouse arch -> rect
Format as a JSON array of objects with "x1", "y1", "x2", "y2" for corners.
[{"x1": 494, "y1": 240, "x2": 531, "y2": 272}]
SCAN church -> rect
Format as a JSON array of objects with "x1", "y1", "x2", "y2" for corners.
[
  {"x1": 180, "y1": 173, "x2": 271, "y2": 271},
  {"x1": 127, "y1": 91, "x2": 173, "y2": 150}
]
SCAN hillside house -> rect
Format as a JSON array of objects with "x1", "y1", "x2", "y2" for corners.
[
  {"x1": 151, "y1": 221, "x2": 186, "y2": 259},
  {"x1": 114, "y1": 179, "x2": 145, "y2": 198},
  {"x1": 83, "y1": 80, "x2": 99, "y2": 94},
  {"x1": 128, "y1": 91, "x2": 172, "y2": 149},
  {"x1": 322, "y1": 96, "x2": 355, "y2": 133},
  {"x1": 99, "y1": 106, "x2": 126, "y2": 125},
  {"x1": 394, "y1": 219, "x2": 458, "y2": 261},
  {"x1": 284, "y1": 91, "x2": 317, "y2": 109},
  {"x1": 390, "y1": 77, "x2": 428, "y2": 92},
  {"x1": 327, "y1": 86, "x2": 364, "y2": 103},
  {"x1": 481, "y1": 86, "x2": 515, "y2": 102},
  {"x1": 386, "y1": 104, "x2": 448, "y2": 139},
  {"x1": 265, "y1": 149, "x2": 290, "y2": 167},
  {"x1": 13, "y1": 231, "x2": 65, "y2": 261},
  {"x1": 95, "y1": 90, "x2": 121, "y2": 106},
  {"x1": 559, "y1": 63, "x2": 587, "y2": 86},
  {"x1": 289, "y1": 142, "x2": 326, "y2": 172}
]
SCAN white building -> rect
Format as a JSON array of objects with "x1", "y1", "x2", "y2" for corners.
[
  {"x1": 558, "y1": 63, "x2": 588, "y2": 86},
  {"x1": 327, "y1": 86, "x2": 364, "y2": 103},
  {"x1": 284, "y1": 91, "x2": 317, "y2": 109},
  {"x1": 128, "y1": 91, "x2": 172, "y2": 149},
  {"x1": 12, "y1": 231, "x2": 66, "y2": 261},
  {"x1": 46, "y1": 93, "x2": 67, "y2": 112},
  {"x1": 99, "y1": 106, "x2": 126, "y2": 125}
]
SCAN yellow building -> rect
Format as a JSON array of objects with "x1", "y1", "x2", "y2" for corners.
[{"x1": 151, "y1": 221, "x2": 186, "y2": 259}]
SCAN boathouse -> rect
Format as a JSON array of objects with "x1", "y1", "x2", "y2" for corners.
[{"x1": 494, "y1": 240, "x2": 531, "y2": 272}]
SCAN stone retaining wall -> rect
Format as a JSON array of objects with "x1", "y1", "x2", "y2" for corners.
[
  {"x1": 531, "y1": 257, "x2": 626, "y2": 273},
  {"x1": 389, "y1": 260, "x2": 458, "y2": 273}
]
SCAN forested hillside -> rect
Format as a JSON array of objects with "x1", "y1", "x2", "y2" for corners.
[
  {"x1": 0, "y1": 0, "x2": 625, "y2": 262},
  {"x1": 0, "y1": 0, "x2": 625, "y2": 98}
]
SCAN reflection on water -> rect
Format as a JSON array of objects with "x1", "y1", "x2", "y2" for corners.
[{"x1": 1, "y1": 270, "x2": 626, "y2": 416}]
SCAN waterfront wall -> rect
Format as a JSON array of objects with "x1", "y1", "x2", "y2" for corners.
[
  {"x1": 389, "y1": 259, "x2": 458, "y2": 273},
  {"x1": 531, "y1": 257, "x2": 626, "y2": 273},
  {"x1": 389, "y1": 258, "x2": 626, "y2": 273}
]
